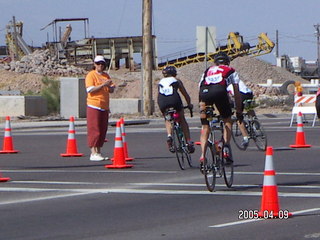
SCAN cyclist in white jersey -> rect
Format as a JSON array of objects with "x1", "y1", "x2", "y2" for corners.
[
  {"x1": 158, "y1": 66, "x2": 194, "y2": 153},
  {"x1": 227, "y1": 80, "x2": 253, "y2": 147}
]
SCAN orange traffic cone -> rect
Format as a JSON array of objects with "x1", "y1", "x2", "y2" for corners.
[
  {"x1": 105, "y1": 121, "x2": 133, "y2": 169},
  {"x1": 290, "y1": 112, "x2": 311, "y2": 148},
  {"x1": 0, "y1": 170, "x2": 10, "y2": 182},
  {"x1": 60, "y1": 116, "x2": 83, "y2": 157},
  {"x1": 258, "y1": 146, "x2": 292, "y2": 218},
  {"x1": 0, "y1": 116, "x2": 19, "y2": 154},
  {"x1": 120, "y1": 117, "x2": 134, "y2": 161}
]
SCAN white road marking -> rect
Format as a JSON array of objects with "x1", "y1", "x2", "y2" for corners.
[
  {"x1": 210, "y1": 208, "x2": 320, "y2": 228},
  {"x1": 0, "y1": 192, "x2": 93, "y2": 205},
  {"x1": 130, "y1": 182, "x2": 320, "y2": 189},
  {"x1": 2, "y1": 186, "x2": 320, "y2": 198},
  {"x1": 8, "y1": 181, "x2": 320, "y2": 190}
]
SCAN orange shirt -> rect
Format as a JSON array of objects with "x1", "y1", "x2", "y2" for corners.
[{"x1": 85, "y1": 70, "x2": 111, "y2": 110}]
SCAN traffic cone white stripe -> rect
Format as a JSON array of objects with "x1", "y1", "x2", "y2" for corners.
[
  {"x1": 263, "y1": 175, "x2": 277, "y2": 186},
  {"x1": 114, "y1": 123, "x2": 123, "y2": 148},
  {"x1": 297, "y1": 125, "x2": 303, "y2": 132},
  {"x1": 4, "y1": 129, "x2": 11, "y2": 137},
  {"x1": 264, "y1": 155, "x2": 274, "y2": 171}
]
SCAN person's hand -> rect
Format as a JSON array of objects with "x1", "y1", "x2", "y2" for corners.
[
  {"x1": 236, "y1": 112, "x2": 243, "y2": 123},
  {"x1": 188, "y1": 103, "x2": 193, "y2": 110},
  {"x1": 103, "y1": 80, "x2": 113, "y2": 87}
]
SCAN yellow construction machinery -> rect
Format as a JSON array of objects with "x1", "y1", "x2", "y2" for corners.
[
  {"x1": 158, "y1": 32, "x2": 275, "y2": 69},
  {"x1": 5, "y1": 17, "x2": 32, "y2": 60}
]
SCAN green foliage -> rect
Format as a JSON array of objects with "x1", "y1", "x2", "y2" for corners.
[
  {"x1": 24, "y1": 90, "x2": 37, "y2": 96},
  {"x1": 41, "y1": 77, "x2": 60, "y2": 114}
]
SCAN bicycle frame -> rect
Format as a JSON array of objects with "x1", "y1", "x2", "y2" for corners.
[
  {"x1": 202, "y1": 106, "x2": 233, "y2": 191},
  {"x1": 164, "y1": 108, "x2": 192, "y2": 170}
]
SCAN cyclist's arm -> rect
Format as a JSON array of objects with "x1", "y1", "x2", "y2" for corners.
[
  {"x1": 177, "y1": 79, "x2": 192, "y2": 106},
  {"x1": 233, "y1": 83, "x2": 242, "y2": 114},
  {"x1": 228, "y1": 72, "x2": 242, "y2": 114}
]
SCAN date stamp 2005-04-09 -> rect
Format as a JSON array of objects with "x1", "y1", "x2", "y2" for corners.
[{"x1": 238, "y1": 209, "x2": 290, "y2": 220}]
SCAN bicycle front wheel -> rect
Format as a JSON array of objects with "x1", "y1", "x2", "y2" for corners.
[
  {"x1": 172, "y1": 126, "x2": 186, "y2": 170},
  {"x1": 252, "y1": 119, "x2": 267, "y2": 151},
  {"x1": 231, "y1": 120, "x2": 248, "y2": 151},
  {"x1": 221, "y1": 145, "x2": 234, "y2": 188},
  {"x1": 204, "y1": 142, "x2": 216, "y2": 192}
]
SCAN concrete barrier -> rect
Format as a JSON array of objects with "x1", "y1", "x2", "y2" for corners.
[
  {"x1": 0, "y1": 96, "x2": 47, "y2": 117},
  {"x1": 60, "y1": 77, "x2": 142, "y2": 118},
  {"x1": 110, "y1": 98, "x2": 141, "y2": 114}
]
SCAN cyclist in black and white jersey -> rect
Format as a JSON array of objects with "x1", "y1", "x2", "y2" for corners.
[
  {"x1": 158, "y1": 66, "x2": 195, "y2": 153},
  {"x1": 227, "y1": 79, "x2": 253, "y2": 147},
  {"x1": 198, "y1": 52, "x2": 243, "y2": 165}
]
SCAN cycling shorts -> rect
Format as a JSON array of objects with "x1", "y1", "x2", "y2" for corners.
[
  {"x1": 199, "y1": 84, "x2": 232, "y2": 118},
  {"x1": 158, "y1": 93, "x2": 183, "y2": 114}
]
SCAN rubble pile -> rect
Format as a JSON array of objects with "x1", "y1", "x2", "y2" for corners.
[{"x1": 0, "y1": 49, "x2": 86, "y2": 76}]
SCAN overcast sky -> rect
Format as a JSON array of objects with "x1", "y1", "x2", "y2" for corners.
[{"x1": 1, "y1": 0, "x2": 319, "y2": 64}]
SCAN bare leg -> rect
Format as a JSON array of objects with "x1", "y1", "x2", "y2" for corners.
[
  {"x1": 200, "y1": 125, "x2": 210, "y2": 159},
  {"x1": 165, "y1": 119, "x2": 172, "y2": 136},
  {"x1": 223, "y1": 117, "x2": 233, "y2": 144},
  {"x1": 199, "y1": 101, "x2": 209, "y2": 159},
  {"x1": 179, "y1": 109, "x2": 191, "y2": 141}
]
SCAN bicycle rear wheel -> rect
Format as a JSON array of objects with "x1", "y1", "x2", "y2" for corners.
[
  {"x1": 221, "y1": 145, "x2": 234, "y2": 188},
  {"x1": 185, "y1": 150, "x2": 193, "y2": 168},
  {"x1": 231, "y1": 120, "x2": 247, "y2": 151},
  {"x1": 252, "y1": 119, "x2": 267, "y2": 151},
  {"x1": 172, "y1": 126, "x2": 186, "y2": 170},
  {"x1": 204, "y1": 142, "x2": 216, "y2": 192}
]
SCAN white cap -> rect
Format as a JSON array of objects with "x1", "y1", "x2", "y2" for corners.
[{"x1": 94, "y1": 55, "x2": 106, "y2": 63}]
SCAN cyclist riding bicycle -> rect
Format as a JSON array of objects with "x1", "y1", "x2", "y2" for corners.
[
  {"x1": 157, "y1": 66, "x2": 195, "y2": 154},
  {"x1": 227, "y1": 79, "x2": 254, "y2": 147},
  {"x1": 199, "y1": 51, "x2": 243, "y2": 165}
]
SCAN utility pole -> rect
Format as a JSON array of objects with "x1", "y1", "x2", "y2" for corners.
[
  {"x1": 275, "y1": 30, "x2": 279, "y2": 58},
  {"x1": 142, "y1": 0, "x2": 153, "y2": 116},
  {"x1": 314, "y1": 24, "x2": 320, "y2": 79},
  {"x1": 12, "y1": 16, "x2": 19, "y2": 61}
]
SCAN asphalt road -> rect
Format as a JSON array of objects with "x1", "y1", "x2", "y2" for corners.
[{"x1": 0, "y1": 114, "x2": 320, "y2": 240}]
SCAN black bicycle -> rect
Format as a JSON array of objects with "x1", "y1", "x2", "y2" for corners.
[
  {"x1": 201, "y1": 105, "x2": 234, "y2": 192},
  {"x1": 231, "y1": 99, "x2": 267, "y2": 151},
  {"x1": 165, "y1": 107, "x2": 193, "y2": 170}
]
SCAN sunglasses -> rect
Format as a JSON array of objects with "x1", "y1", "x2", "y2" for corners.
[{"x1": 95, "y1": 62, "x2": 106, "y2": 66}]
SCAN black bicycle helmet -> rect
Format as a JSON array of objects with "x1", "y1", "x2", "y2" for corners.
[
  {"x1": 162, "y1": 66, "x2": 177, "y2": 77},
  {"x1": 214, "y1": 51, "x2": 230, "y2": 65}
]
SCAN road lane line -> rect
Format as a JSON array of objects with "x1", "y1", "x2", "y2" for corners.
[
  {"x1": 130, "y1": 182, "x2": 320, "y2": 189},
  {"x1": 210, "y1": 218, "x2": 263, "y2": 228},
  {"x1": 2, "y1": 186, "x2": 320, "y2": 206},
  {"x1": 209, "y1": 208, "x2": 320, "y2": 228},
  {"x1": 0, "y1": 192, "x2": 93, "y2": 206}
]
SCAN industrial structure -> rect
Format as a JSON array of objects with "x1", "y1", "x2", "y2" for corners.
[
  {"x1": 5, "y1": 16, "x2": 319, "y2": 81},
  {"x1": 157, "y1": 32, "x2": 275, "y2": 69}
]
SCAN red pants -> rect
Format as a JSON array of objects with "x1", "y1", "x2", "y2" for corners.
[{"x1": 86, "y1": 107, "x2": 109, "y2": 148}]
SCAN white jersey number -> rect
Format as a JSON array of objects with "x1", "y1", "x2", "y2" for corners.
[{"x1": 205, "y1": 73, "x2": 223, "y2": 85}]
